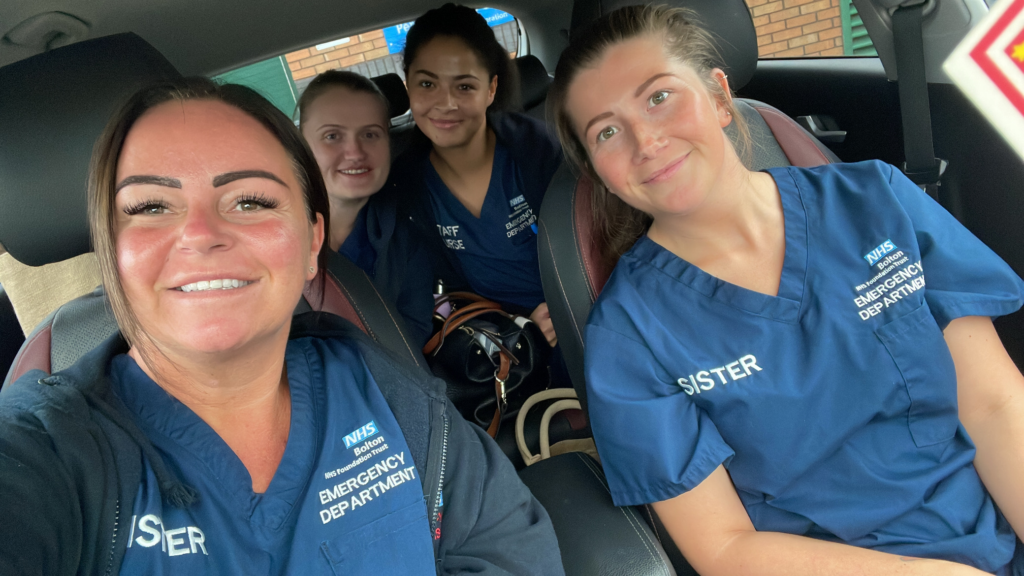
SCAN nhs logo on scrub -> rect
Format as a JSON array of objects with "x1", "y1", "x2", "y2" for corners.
[
  {"x1": 864, "y1": 240, "x2": 897, "y2": 266},
  {"x1": 343, "y1": 421, "x2": 378, "y2": 449}
]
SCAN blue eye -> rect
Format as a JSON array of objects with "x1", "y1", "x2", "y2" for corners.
[
  {"x1": 648, "y1": 90, "x2": 669, "y2": 107},
  {"x1": 597, "y1": 126, "x2": 619, "y2": 142}
]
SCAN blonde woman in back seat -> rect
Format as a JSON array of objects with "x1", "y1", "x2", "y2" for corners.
[
  {"x1": 298, "y1": 70, "x2": 434, "y2": 346},
  {"x1": 0, "y1": 77, "x2": 563, "y2": 576}
]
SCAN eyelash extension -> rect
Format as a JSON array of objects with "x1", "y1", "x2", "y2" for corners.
[
  {"x1": 122, "y1": 198, "x2": 169, "y2": 216},
  {"x1": 235, "y1": 192, "x2": 279, "y2": 209}
]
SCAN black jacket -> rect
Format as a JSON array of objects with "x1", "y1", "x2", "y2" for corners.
[
  {"x1": 377, "y1": 112, "x2": 563, "y2": 316},
  {"x1": 361, "y1": 189, "x2": 436, "y2": 347},
  {"x1": 0, "y1": 313, "x2": 564, "y2": 575}
]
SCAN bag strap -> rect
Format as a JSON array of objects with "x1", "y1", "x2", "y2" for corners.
[
  {"x1": 423, "y1": 293, "x2": 517, "y2": 439},
  {"x1": 486, "y1": 353, "x2": 512, "y2": 438},
  {"x1": 515, "y1": 389, "x2": 582, "y2": 466},
  {"x1": 422, "y1": 301, "x2": 504, "y2": 355},
  {"x1": 432, "y1": 291, "x2": 490, "y2": 312}
]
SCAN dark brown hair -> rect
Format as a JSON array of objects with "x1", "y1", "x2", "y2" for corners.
[
  {"x1": 548, "y1": 5, "x2": 751, "y2": 264},
  {"x1": 88, "y1": 77, "x2": 331, "y2": 347},
  {"x1": 403, "y1": 3, "x2": 521, "y2": 112},
  {"x1": 296, "y1": 69, "x2": 391, "y2": 130}
]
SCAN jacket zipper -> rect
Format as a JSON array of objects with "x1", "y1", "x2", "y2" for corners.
[
  {"x1": 103, "y1": 497, "x2": 120, "y2": 576},
  {"x1": 430, "y1": 414, "x2": 449, "y2": 538}
]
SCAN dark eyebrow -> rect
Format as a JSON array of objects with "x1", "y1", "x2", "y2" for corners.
[
  {"x1": 115, "y1": 175, "x2": 181, "y2": 192},
  {"x1": 212, "y1": 170, "x2": 287, "y2": 188},
  {"x1": 453, "y1": 74, "x2": 480, "y2": 81},
  {"x1": 584, "y1": 112, "x2": 614, "y2": 136},
  {"x1": 412, "y1": 70, "x2": 438, "y2": 79},
  {"x1": 634, "y1": 73, "x2": 676, "y2": 98}
]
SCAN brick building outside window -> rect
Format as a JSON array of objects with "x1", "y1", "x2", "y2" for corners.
[{"x1": 214, "y1": 3, "x2": 873, "y2": 117}]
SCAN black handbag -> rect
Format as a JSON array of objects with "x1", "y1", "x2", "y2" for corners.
[{"x1": 423, "y1": 292, "x2": 550, "y2": 437}]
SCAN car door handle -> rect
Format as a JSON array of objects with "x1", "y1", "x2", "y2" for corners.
[{"x1": 796, "y1": 115, "x2": 847, "y2": 143}]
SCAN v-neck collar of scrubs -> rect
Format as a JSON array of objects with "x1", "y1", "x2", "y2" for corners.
[
  {"x1": 425, "y1": 141, "x2": 506, "y2": 222},
  {"x1": 110, "y1": 342, "x2": 320, "y2": 530},
  {"x1": 635, "y1": 167, "x2": 808, "y2": 323}
]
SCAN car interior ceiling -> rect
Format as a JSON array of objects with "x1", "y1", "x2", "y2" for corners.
[{"x1": 2, "y1": 0, "x2": 1024, "y2": 572}]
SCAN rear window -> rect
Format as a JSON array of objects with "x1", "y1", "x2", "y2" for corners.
[
  {"x1": 213, "y1": 8, "x2": 521, "y2": 117},
  {"x1": 745, "y1": 0, "x2": 877, "y2": 58}
]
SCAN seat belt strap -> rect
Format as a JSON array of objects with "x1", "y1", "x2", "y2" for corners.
[{"x1": 892, "y1": 1, "x2": 946, "y2": 199}]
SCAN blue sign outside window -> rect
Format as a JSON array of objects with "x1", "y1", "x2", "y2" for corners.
[{"x1": 383, "y1": 8, "x2": 515, "y2": 54}]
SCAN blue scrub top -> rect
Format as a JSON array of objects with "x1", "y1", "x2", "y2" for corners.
[
  {"x1": 585, "y1": 160, "x2": 1024, "y2": 571},
  {"x1": 425, "y1": 141, "x2": 545, "y2": 310},
  {"x1": 338, "y1": 205, "x2": 376, "y2": 277},
  {"x1": 109, "y1": 338, "x2": 435, "y2": 574}
]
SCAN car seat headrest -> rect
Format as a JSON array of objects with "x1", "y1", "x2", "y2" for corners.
[
  {"x1": 371, "y1": 73, "x2": 410, "y2": 119},
  {"x1": 0, "y1": 32, "x2": 181, "y2": 267},
  {"x1": 569, "y1": 0, "x2": 757, "y2": 91},
  {"x1": 515, "y1": 55, "x2": 552, "y2": 111}
]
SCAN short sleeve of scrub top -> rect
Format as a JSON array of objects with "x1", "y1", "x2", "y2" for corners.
[
  {"x1": 585, "y1": 312, "x2": 735, "y2": 506},
  {"x1": 885, "y1": 164, "x2": 1024, "y2": 327}
]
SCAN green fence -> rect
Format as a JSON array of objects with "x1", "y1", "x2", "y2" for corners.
[
  {"x1": 213, "y1": 56, "x2": 299, "y2": 118},
  {"x1": 841, "y1": 0, "x2": 878, "y2": 56}
]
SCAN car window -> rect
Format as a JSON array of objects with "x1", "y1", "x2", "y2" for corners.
[
  {"x1": 213, "y1": 8, "x2": 522, "y2": 117},
  {"x1": 746, "y1": 0, "x2": 877, "y2": 58}
]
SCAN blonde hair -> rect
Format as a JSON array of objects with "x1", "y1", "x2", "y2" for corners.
[{"x1": 548, "y1": 5, "x2": 752, "y2": 265}]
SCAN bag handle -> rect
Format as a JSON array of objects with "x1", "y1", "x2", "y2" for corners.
[
  {"x1": 515, "y1": 389, "x2": 582, "y2": 466},
  {"x1": 423, "y1": 293, "x2": 517, "y2": 439}
]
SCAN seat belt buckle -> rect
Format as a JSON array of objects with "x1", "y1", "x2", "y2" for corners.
[{"x1": 901, "y1": 158, "x2": 948, "y2": 186}]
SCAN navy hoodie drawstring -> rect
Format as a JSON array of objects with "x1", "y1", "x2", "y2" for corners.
[{"x1": 77, "y1": 385, "x2": 199, "y2": 508}]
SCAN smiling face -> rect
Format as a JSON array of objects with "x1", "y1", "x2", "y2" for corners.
[
  {"x1": 567, "y1": 35, "x2": 734, "y2": 220},
  {"x1": 301, "y1": 87, "x2": 390, "y2": 203},
  {"x1": 406, "y1": 35, "x2": 497, "y2": 150},
  {"x1": 114, "y1": 99, "x2": 324, "y2": 359}
]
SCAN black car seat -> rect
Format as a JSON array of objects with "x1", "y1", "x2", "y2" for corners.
[
  {"x1": 0, "y1": 33, "x2": 427, "y2": 388},
  {"x1": 515, "y1": 54, "x2": 553, "y2": 121},
  {"x1": 371, "y1": 72, "x2": 419, "y2": 160},
  {"x1": 532, "y1": 0, "x2": 840, "y2": 572}
]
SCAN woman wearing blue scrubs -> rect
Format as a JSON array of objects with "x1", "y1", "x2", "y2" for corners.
[
  {"x1": 549, "y1": 5, "x2": 1024, "y2": 574},
  {"x1": 391, "y1": 3, "x2": 563, "y2": 346},
  {"x1": 298, "y1": 71, "x2": 434, "y2": 345},
  {"x1": 0, "y1": 78, "x2": 563, "y2": 575}
]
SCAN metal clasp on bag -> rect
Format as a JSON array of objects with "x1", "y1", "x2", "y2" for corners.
[{"x1": 494, "y1": 368, "x2": 508, "y2": 410}]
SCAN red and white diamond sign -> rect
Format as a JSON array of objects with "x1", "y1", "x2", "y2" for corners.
[{"x1": 945, "y1": 0, "x2": 1024, "y2": 162}]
